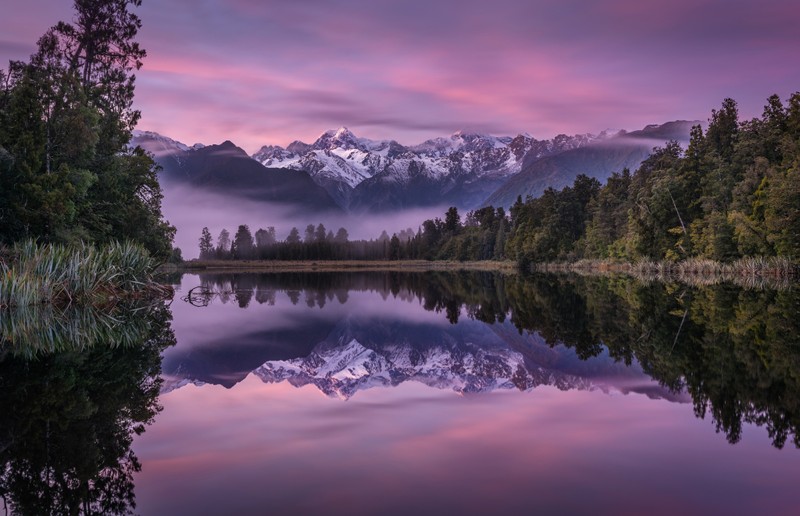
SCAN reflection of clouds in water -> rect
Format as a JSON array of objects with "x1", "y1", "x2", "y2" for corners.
[{"x1": 135, "y1": 378, "x2": 800, "y2": 516}]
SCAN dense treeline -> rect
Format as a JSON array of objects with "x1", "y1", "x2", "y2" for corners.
[
  {"x1": 505, "y1": 94, "x2": 800, "y2": 265},
  {"x1": 200, "y1": 93, "x2": 798, "y2": 266},
  {"x1": 198, "y1": 208, "x2": 509, "y2": 262},
  {"x1": 426, "y1": 94, "x2": 800, "y2": 265},
  {"x1": 0, "y1": 0, "x2": 174, "y2": 258},
  {"x1": 197, "y1": 223, "x2": 423, "y2": 261}
]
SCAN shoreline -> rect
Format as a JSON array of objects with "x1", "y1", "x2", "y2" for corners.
[
  {"x1": 535, "y1": 257, "x2": 798, "y2": 276},
  {"x1": 535, "y1": 257, "x2": 798, "y2": 289},
  {"x1": 169, "y1": 257, "x2": 799, "y2": 289},
  {"x1": 175, "y1": 259, "x2": 520, "y2": 273}
]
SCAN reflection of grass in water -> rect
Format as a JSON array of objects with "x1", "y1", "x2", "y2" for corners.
[
  {"x1": 0, "y1": 302, "x2": 153, "y2": 359},
  {"x1": 537, "y1": 257, "x2": 798, "y2": 290},
  {"x1": 0, "y1": 240, "x2": 165, "y2": 308}
]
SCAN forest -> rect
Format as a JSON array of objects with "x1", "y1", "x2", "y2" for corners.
[{"x1": 202, "y1": 93, "x2": 799, "y2": 267}]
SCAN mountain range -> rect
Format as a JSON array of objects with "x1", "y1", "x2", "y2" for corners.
[
  {"x1": 132, "y1": 131, "x2": 341, "y2": 214},
  {"x1": 133, "y1": 121, "x2": 698, "y2": 214}
]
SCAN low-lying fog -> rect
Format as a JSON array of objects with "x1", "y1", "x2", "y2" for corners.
[{"x1": 163, "y1": 184, "x2": 450, "y2": 259}]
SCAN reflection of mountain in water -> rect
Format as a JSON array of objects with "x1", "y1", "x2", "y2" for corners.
[
  {"x1": 165, "y1": 286, "x2": 679, "y2": 401},
  {"x1": 254, "y1": 328, "x2": 597, "y2": 400},
  {"x1": 167, "y1": 270, "x2": 800, "y2": 449}
]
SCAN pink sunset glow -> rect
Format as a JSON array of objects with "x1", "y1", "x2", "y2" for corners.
[
  {"x1": 3, "y1": 0, "x2": 799, "y2": 152},
  {"x1": 132, "y1": 377, "x2": 800, "y2": 515}
]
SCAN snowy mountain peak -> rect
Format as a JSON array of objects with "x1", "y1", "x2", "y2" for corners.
[
  {"x1": 247, "y1": 121, "x2": 692, "y2": 212},
  {"x1": 334, "y1": 126, "x2": 354, "y2": 138},
  {"x1": 130, "y1": 130, "x2": 206, "y2": 157},
  {"x1": 251, "y1": 127, "x2": 616, "y2": 210},
  {"x1": 313, "y1": 126, "x2": 363, "y2": 151},
  {"x1": 251, "y1": 337, "x2": 595, "y2": 400},
  {"x1": 131, "y1": 130, "x2": 190, "y2": 153},
  {"x1": 286, "y1": 140, "x2": 311, "y2": 154}
]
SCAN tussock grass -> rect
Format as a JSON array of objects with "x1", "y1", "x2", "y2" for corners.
[
  {"x1": 536, "y1": 257, "x2": 798, "y2": 290},
  {"x1": 0, "y1": 240, "x2": 167, "y2": 309}
]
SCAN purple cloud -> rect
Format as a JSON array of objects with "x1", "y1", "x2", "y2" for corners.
[{"x1": 2, "y1": 0, "x2": 799, "y2": 152}]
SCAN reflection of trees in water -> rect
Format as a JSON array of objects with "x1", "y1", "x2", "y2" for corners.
[
  {"x1": 0, "y1": 303, "x2": 175, "y2": 515},
  {"x1": 508, "y1": 275, "x2": 800, "y2": 449},
  {"x1": 188, "y1": 271, "x2": 800, "y2": 448}
]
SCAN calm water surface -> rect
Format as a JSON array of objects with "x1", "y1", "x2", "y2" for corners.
[{"x1": 2, "y1": 271, "x2": 799, "y2": 515}]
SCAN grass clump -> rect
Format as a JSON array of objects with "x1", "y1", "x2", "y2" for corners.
[{"x1": 0, "y1": 240, "x2": 164, "y2": 308}]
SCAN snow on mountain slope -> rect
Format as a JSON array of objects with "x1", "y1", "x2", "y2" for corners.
[
  {"x1": 252, "y1": 127, "x2": 611, "y2": 210},
  {"x1": 132, "y1": 130, "x2": 204, "y2": 157},
  {"x1": 252, "y1": 336, "x2": 592, "y2": 400}
]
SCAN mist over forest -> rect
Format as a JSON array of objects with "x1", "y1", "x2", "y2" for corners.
[{"x1": 162, "y1": 183, "x2": 448, "y2": 258}]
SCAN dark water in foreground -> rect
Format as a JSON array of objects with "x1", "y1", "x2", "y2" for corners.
[{"x1": 1, "y1": 271, "x2": 799, "y2": 515}]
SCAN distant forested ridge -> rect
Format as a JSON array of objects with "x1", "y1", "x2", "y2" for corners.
[
  {"x1": 0, "y1": 0, "x2": 174, "y2": 258},
  {"x1": 203, "y1": 94, "x2": 799, "y2": 266}
]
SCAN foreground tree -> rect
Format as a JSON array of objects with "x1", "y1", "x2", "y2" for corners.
[{"x1": 0, "y1": 0, "x2": 174, "y2": 257}]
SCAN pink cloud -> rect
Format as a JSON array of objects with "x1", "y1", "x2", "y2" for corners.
[{"x1": 2, "y1": 0, "x2": 799, "y2": 153}]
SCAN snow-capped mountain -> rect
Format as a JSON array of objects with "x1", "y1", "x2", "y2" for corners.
[
  {"x1": 131, "y1": 130, "x2": 205, "y2": 160},
  {"x1": 253, "y1": 336, "x2": 592, "y2": 400},
  {"x1": 253, "y1": 127, "x2": 616, "y2": 211},
  {"x1": 133, "y1": 121, "x2": 696, "y2": 214},
  {"x1": 130, "y1": 131, "x2": 341, "y2": 212}
]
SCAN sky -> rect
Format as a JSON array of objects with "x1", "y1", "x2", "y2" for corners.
[{"x1": 2, "y1": 0, "x2": 799, "y2": 153}]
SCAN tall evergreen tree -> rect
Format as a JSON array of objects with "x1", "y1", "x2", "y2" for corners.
[
  {"x1": 0, "y1": 0, "x2": 174, "y2": 257},
  {"x1": 232, "y1": 224, "x2": 254, "y2": 259},
  {"x1": 198, "y1": 227, "x2": 213, "y2": 258}
]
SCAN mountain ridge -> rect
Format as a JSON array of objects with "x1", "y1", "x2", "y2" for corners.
[
  {"x1": 131, "y1": 131, "x2": 342, "y2": 214},
  {"x1": 252, "y1": 126, "x2": 621, "y2": 210},
  {"x1": 133, "y1": 120, "x2": 698, "y2": 214}
]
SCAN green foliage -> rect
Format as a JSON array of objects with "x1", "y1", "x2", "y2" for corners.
[
  {"x1": 502, "y1": 93, "x2": 800, "y2": 266},
  {"x1": 764, "y1": 164, "x2": 800, "y2": 256},
  {"x1": 0, "y1": 240, "x2": 158, "y2": 308},
  {"x1": 583, "y1": 169, "x2": 631, "y2": 258},
  {"x1": 0, "y1": 0, "x2": 174, "y2": 257}
]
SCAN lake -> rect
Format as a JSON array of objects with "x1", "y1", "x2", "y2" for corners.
[{"x1": 1, "y1": 271, "x2": 799, "y2": 515}]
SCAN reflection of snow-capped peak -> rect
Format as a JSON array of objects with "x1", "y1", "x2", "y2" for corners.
[
  {"x1": 160, "y1": 375, "x2": 206, "y2": 394},
  {"x1": 251, "y1": 338, "x2": 593, "y2": 400}
]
